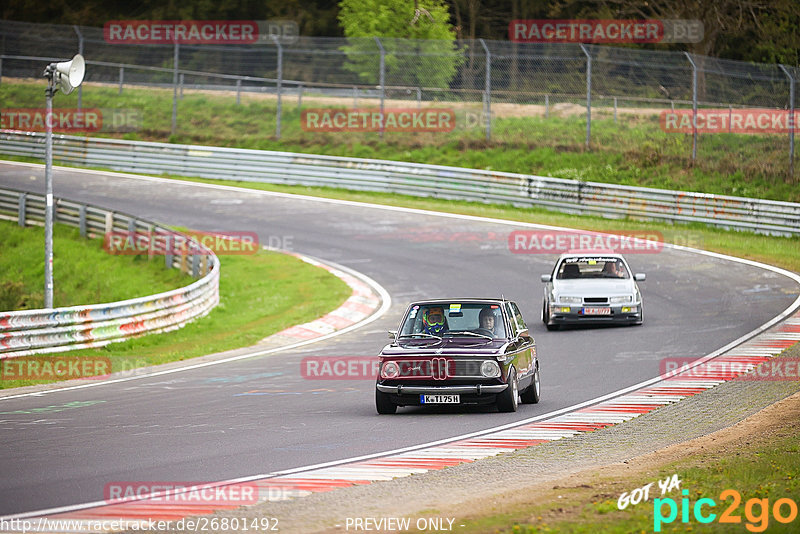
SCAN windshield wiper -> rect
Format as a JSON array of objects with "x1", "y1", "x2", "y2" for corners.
[
  {"x1": 445, "y1": 331, "x2": 493, "y2": 341},
  {"x1": 398, "y1": 333, "x2": 443, "y2": 341}
]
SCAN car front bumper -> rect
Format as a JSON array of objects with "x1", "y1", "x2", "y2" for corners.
[
  {"x1": 548, "y1": 303, "x2": 642, "y2": 325},
  {"x1": 376, "y1": 383, "x2": 508, "y2": 406}
]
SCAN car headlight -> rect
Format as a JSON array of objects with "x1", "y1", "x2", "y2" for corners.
[
  {"x1": 480, "y1": 360, "x2": 501, "y2": 378},
  {"x1": 559, "y1": 296, "x2": 582, "y2": 304},
  {"x1": 381, "y1": 361, "x2": 399, "y2": 379},
  {"x1": 610, "y1": 295, "x2": 633, "y2": 303}
]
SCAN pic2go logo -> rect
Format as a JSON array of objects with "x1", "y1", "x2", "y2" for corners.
[{"x1": 654, "y1": 489, "x2": 798, "y2": 532}]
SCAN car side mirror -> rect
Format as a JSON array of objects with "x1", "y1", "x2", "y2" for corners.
[
  {"x1": 634, "y1": 273, "x2": 646, "y2": 281},
  {"x1": 540, "y1": 274, "x2": 552, "y2": 283},
  {"x1": 388, "y1": 330, "x2": 397, "y2": 340},
  {"x1": 517, "y1": 328, "x2": 531, "y2": 340}
]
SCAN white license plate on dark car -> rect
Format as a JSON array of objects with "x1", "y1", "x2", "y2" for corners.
[
  {"x1": 583, "y1": 307, "x2": 611, "y2": 315},
  {"x1": 421, "y1": 394, "x2": 460, "y2": 404}
]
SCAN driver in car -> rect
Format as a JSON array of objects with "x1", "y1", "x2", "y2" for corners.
[
  {"x1": 478, "y1": 307, "x2": 498, "y2": 337},
  {"x1": 421, "y1": 306, "x2": 447, "y2": 335}
]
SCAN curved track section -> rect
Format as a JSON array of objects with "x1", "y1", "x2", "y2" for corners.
[{"x1": 0, "y1": 162, "x2": 798, "y2": 516}]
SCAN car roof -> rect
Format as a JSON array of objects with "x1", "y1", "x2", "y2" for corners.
[
  {"x1": 407, "y1": 298, "x2": 511, "y2": 304},
  {"x1": 558, "y1": 251, "x2": 626, "y2": 260}
]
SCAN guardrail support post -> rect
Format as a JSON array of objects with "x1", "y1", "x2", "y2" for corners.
[
  {"x1": 779, "y1": 64, "x2": 795, "y2": 179},
  {"x1": 580, "y1": 44, "x2": 592, "y2": 149},
  {"x1": 165, "y1": 252, "x2": 174, "y2": 270},
  {"x1": 79, "y1": 204, "x2": 86, "y2": 237},
  {"x1": 18, "y1": 192, "x2": 26, "y2": 227},
  {"x1": 192, "y1": 254, "x2": 200, "y2": 277},
  {"x1": 685, "y1": 52, "x2": 698, "y2": 162}
]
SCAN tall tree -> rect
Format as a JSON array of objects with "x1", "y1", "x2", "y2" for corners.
[{"x1": 338, "y1": 0, "x2": 463, "y2": 88}]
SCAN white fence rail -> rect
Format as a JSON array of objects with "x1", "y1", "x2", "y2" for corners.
[
  {"x1": 0, "y1": 186, "x2": 219, "y2": 357},
  {"x1": 2, "y1": 131, "x2": 799, "y2": 235}
]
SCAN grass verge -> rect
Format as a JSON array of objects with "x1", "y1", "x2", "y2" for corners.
[
  {"x1": 1, "y1": 80, "x2": 796, "y2": 201},
  {"x1": 1, "y1": 220, "x2": 352, "y2": 389}
]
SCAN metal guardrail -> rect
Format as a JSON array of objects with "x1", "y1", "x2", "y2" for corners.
[
  {"x1": 0, "y1": 185, "x2": 220, "y2": 356},
  {"x1": 1, "y1": 131, "x2": 799, "y2": 236}
]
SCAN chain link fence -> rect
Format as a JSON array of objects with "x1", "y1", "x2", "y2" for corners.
[{"x1": 0, "y1": 19, "x2": 797, "y2": 174}]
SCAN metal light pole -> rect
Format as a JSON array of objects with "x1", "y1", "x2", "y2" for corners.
[{"x1": 42, "y1": 54, "x2": 85, "y2": 308}]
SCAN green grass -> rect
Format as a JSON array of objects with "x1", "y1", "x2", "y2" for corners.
[
  {"x1": 0, "y1": 220, "x2": 191, "y2": 310},
  {"x1": 0, "y1": 220, "x2": 352, "y2": 389},
  {"x1": 1, "y1": 80, "x2": 796, "y2": 201}
]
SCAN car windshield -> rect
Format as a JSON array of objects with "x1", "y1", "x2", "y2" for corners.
[
  {"x1": 399, "y1": 303, "x2": 507, "y2": 339},
  {"x1": 556, "y1": 257, "x2": 630, "y2": 279}
]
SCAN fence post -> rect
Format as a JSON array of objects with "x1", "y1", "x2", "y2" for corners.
[
  {"x1": 375, "y1": 37, "x2": 385, "y2": 139},
  {"x1": 416, "y1": 87, "x2": 421, "y2": 109},
  {"x1": 353, "y1": 86, "x2": 358, "y2": 107},
  {"x1": 579, "y1": 44, "x2": 591, "y2": 149},
  {"x1": 171, "y1": 41, "x2": 179, "y2": 136},
  {"x1": 684, "y1": 52, "x2": 698, "y2": 162},
  {"x1": 298, "y1": 84, "x2": 303, "y2": 108},
  {"x1": 272, "y1": 36, "x2": 283, "y2": 139},
  {"x1": 614, "y1": 97, "x2": 618, "y2": 123},
  {"x1": 118, "y1": 66, "x2": 124, "y2": 95},
  {"x1": 18, "y1": 192, "x2": 26, "y2": 227},
  {"x1": 545, "y1": 94, "x2": 549, "y2": 118},
  {"x1": 79, "y1": 204, "x2": 86, "y2": 237},
  {"x1": 1, "y1": 57, "x2": 4, "y2": 85},
  {"x1": 479, "y1": 39, "x2": 491, "y2": 141},
  {"x1": 779, "y1": 65, "x2": 795, "y2": 178},
  {"x1": 73, "y1": 25, "x2": 84, "y2": 111},
  {"x1": 236, "y1": 79, "x2": 241, "y2": 105},
  {"x1": 179, "y1": 73, "x2": 185, "y2": 99}
]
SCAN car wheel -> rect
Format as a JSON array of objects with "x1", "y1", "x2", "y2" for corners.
[
  {"x1": 632, "y1": 304, "x2": 644, "y2": 326},
  {"x1": 497, "y1": 367, "x2": 519, "y2": 413},
  {"x1": 543, "y1": 301, "x2": 559, "y2": 331},
  {"x1": 375, "y1": 388, "x2": 397, "y2": 414},
  {"x1": 520, "y1": 365, "x2": 540, "y2": 404}
]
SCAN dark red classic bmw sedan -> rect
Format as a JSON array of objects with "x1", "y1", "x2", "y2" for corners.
[{"x1": 375, "y1": 299, "x2": 540, "y2": 414}]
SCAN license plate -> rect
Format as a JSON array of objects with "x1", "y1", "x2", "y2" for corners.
[
  {"x1": 421, "y1": 394, "x2": 460, "y2": 404},
  {"x1": 583, "y1": 307, "x2": 611, "y2": 315}
]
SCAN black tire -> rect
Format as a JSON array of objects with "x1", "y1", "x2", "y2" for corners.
[
  {"x1": 375, "y1": 389, "x2": 397, "y2": 414},
  {"x1": 497, "y1": 367, "x2": 519, "y2": 413},
  {"x1": 520, "y1": 365, "x2": 541, "y2": 404},
  {"x1": 543, "y1": 300, "x2": 559, "y2": 331}
]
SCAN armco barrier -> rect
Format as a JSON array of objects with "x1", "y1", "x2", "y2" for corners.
[
  {"x1": 0, "y1": 186, "x2": 219, "y2": 357},
  {"x1": 2, "y1": 131, "x2": 799, "y2": 235}
]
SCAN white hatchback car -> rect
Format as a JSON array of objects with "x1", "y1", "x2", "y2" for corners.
[{"x1": 541, "y1": 252, "x2": 645, "y2": 330}]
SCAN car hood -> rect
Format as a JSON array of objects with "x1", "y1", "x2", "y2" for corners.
[
  {"x1": 553, "y1": 279, "x2": 636, "y2": 296},
  {"x1": 381, "y1": 338, "x2": 509, "y2": 357}
]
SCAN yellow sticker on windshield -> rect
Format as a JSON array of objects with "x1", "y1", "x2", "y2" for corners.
[{"x1": 588, "y1": 260, "x2": 597, "y2": 265}]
